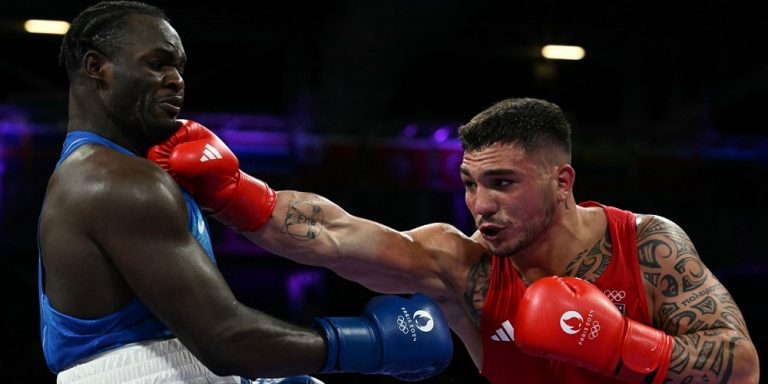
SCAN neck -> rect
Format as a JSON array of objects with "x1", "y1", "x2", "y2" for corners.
[{"x1": 67, "y1": 98, "x2": 141, "y2": 155}]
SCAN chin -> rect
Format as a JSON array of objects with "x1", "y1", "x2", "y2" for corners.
[
  {"x1": 153, "y1": 119, "x2": 181, "y2": 141},
  {"x1": 490, "y1": 237, "x2": 529, "y2": 258}
]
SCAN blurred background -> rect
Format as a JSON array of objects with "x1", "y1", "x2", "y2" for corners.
[{"x1": 2, "y1": 1, "x2": 766, "y2": 382}]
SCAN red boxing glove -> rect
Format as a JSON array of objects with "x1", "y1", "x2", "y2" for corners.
[
  {"x1": 147, "y1": 119, "x2": 276, "y2": 232},
  {"x1": 514, "y1": 276, "x2": 672, "y2": 384}
]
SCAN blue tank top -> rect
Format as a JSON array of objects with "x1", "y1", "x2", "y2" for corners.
[{"x1": 38, "y1": 131, "x2": 216, "y2": 373}]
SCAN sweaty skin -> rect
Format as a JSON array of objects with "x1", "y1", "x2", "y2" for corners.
[{"x1": 41, "y1": 13, "x2": 327, "y2": 378}]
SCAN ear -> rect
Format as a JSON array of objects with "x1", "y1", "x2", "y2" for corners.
[
  {"x1": 82, "y1": 49, "x2": 111, "y2": 88},
  {"x1": 555, "y1": 163, "x2": 575, "y2": 201}
]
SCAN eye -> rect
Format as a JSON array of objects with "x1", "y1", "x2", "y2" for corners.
[
  {"x1": 493, "y1": 179, "x2": 513, "y2": 188},
  {"x1": 462, "y1": 179, "x2": 476, "y2": 191},
  {"x1": 148, "y1": 61, "x2": 163, "y2": 70}
]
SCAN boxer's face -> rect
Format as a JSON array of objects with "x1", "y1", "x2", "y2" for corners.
[
  {"x1": 105, "y1": 14, "x2": 186, "y2": 153},
  {"x1": 461, "y1": 142, "x2": 559, "y2": 257}
]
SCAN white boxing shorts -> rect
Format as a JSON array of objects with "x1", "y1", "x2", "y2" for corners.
[{"x1": 57, "y1": 338, "x2": 325, "y2": 384}]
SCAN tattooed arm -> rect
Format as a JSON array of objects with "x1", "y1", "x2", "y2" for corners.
[
  {"x1": 637, "y1": 214, "x2": 759, "y2": 383},
  {"x1": 240, "y1": 190, "x2": 483, "y2": 299},
  {"x1": 241, "y1": 190, "x2": 489, "y2": 365}
]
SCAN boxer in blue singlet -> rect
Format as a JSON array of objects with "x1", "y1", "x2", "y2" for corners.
[{"x1": 38, "y1": 2, "x2": 453, "y2": 383}]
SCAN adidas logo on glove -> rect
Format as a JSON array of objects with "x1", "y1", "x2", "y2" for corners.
[{"x1": 199, "y1": 143, "x2": 222, "y2": 162}]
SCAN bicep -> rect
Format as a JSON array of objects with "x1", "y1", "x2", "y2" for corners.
[
  {"x1": 638, "y1": 216, "x2": 750, "y2": 338},
  {"x1": 89, "y1": 176, "x2": 239, "y2": 340}
]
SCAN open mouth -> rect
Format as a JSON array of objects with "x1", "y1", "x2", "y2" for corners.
[{"x1": 479, "y1": 226, "x2": 502, "y2": 237}]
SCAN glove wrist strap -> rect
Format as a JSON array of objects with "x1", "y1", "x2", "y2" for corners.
[
  {"x1": 614, "y1": 320, "x2": 673, "y2": 383},
  {"x1": 313, "y1": 317, "x2": 379, "y2": 374},
  {"x1": 212, "y1": 171, "x2": 276, "y2": 232}
]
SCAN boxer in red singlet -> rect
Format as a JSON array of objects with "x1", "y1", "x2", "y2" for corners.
[{"x1": 152, "y1": 97, "x2": 760, "y2": 383}]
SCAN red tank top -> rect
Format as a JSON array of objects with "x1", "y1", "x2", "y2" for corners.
[{"x1": 480, "y1": 201, "x2": 651, "y2": 383}]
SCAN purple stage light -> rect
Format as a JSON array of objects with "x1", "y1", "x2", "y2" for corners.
[
  {"x1": 286, "y1": 270, "x2": 325, "y2": 310},
  {"x1": 432, "y1": 126, "x2": 451, "y2": 143},
  {"x1": 402, "y1": 123, "x2": 419, "y2": 138}
]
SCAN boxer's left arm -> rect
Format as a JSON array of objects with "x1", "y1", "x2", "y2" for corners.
[
  {"x1": 243, "y1": 191, "x2": 465, "y2": 296},
  {"x1": 513, "y1": 216, "x2": 759, "y2": 384},
  {"x1": 637, "y1": 215, "x2": 759, "y2": 383},
  {"x1": 148, "y1": 120, "x2": 474, "y2": 296}
]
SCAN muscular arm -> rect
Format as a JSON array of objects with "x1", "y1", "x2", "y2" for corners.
[
  {"x1": 242, "y1": 191, "x2": 490, "y2": 367},
  {"x1": 637, "y1": 215, "x2": 759, "y2": 383},
  {"x1": 242, "y1": 190, "x2": 465, "y2": 296},
  {"x1": 82, "y1": 156, "x2": 326, "y2": 378}
]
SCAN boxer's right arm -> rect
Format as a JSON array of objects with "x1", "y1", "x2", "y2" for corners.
[{"x1": 91, "y1": 156, "x2": 453, "y2": 380}]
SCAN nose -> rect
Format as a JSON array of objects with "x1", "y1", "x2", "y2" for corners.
[
  {"x1": 467, "y1": 186, "x2": 498, "y2": 218},
  {"x1": 164, "y1": 68, "x2": 185, "y2": 91}
]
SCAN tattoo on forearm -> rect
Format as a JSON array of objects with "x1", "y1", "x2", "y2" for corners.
[
  {"x1": 563, "y1": 228, "x2": 611, "y2": 281},
  {"x1": 693, "y1": 340, "x2": 715, "y2": 370},
  {"x1": 669, "y1": 335, "x2": 739, "y2": 382},
  {"x1": 282, "y1": 200, "x2": 325, "y2": 240},
  {"x1": 464, "y1": 252, "x2": 491, "y2": 326}
]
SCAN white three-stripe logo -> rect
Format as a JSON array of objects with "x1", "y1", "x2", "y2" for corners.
[
  {"x1": 490, "y1": 320, "x2": 515, "y2": 342},
  {"x1": 200, "y1": 144, "x2": 223, "y2": 162}
]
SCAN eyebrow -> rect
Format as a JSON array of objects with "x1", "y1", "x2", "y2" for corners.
[
  {"x1": 460, "y1": 167, "x2": 516, "y2": 178},
  {"x1": 151, "y1": 47, "x2": 186, "y2": 63}
]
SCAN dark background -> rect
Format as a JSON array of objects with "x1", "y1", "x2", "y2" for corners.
[{"x1": 1, "y1": 1, "x2": 766, "y2": 382}]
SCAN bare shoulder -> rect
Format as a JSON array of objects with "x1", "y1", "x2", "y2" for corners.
[
  {"x1": 635, "y1": 213, "x2": 705, "y2": 282},
  {"x1": 50, "y1": 146, "x2": 187, "y2": 230},
  {"x1": 635, "y1": 213, "x2": 690, "y2": 242},
  {"x1": 407, "y1": 223, "x2": 491, "y2": 325},
  {"x1": 407, "y1": 223, "x2": 487, "y2": 266},
  {"x1": 635, "y1": 213, "x2": 707, "y2": 297}
]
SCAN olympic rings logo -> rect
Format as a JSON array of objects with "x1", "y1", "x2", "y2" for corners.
[
  {"x1": 588, "y1": 321, "x2": 601, "y2": 339},
  {"x1": 603, "y1": 290, "x2": 626, "y2": 302},
  {"x1": 397, "y1": 315, "x2": 409, "y2": 334}
]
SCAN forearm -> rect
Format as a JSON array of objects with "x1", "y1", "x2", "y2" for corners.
[
  {"x1": 243, "y1": 190, "x2": 436, "y2": 294},
  {"x1": 181, "y1": 295, "x2": 453, "y2": 381},
  {"x1": 242, "y1": 190, "x2": 371, "y2": 265},
  {"x1": 193, "y1": 313, "x2": 327, "y2": 378},
  {"x1": 665, "y1": 330, "x2": 759, "y2": 383}
]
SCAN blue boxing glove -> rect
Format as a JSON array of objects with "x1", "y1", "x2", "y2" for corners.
[{"x1": 315, "y1": 293, "x2": 453, "y2": 381}]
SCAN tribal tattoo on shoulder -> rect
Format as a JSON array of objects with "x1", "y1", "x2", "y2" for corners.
[
  {"x1": 464, "y1": 252, "x2": 491, "y2": 327},
  {"x1": 636, "y1": 215, "x2": 750, "y2": 382},
  {"x1": 563, "y1": 228, "x2": 612, "y2": 282},
  {"x1": 281, "y1": 200, "x2": 325, "y2": 240}
]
